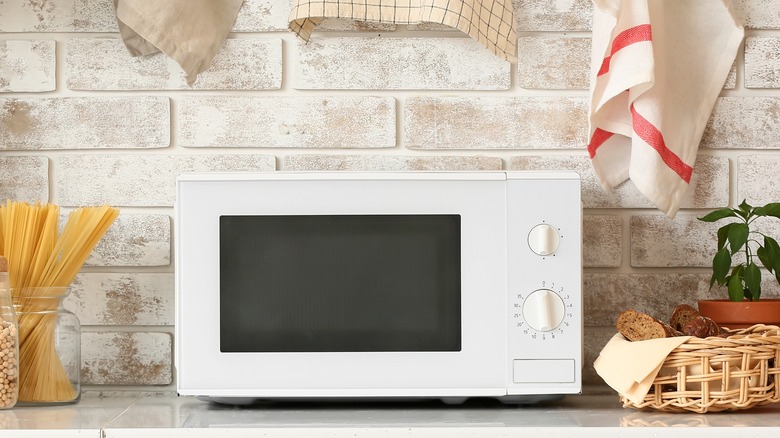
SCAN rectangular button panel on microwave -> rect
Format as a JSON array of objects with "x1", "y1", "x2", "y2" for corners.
[{"x1": 513, "y1": 359, "x2": 575, "y2": 383}]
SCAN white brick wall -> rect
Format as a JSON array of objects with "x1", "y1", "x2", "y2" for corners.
[
  {"x1": 56, "y1": 154, "x2": 275, "y2": 206},
  {"x1": 517, "y1": 37, "x2": 590, "y2": 89},
  {"x1": 0, "y1": 40, "x2": 55, "y2": 91},
  {"x1": 177, "y1": 96, "x2": 395, "y2": 148},
  {"x1": 2, "y1": 0, "x2": 779, "y2": 395},
  {"x1": 66, "y1": 38, "x2": 283, "y2": 90},
  {"x1": 295, "y1": 38, "x2": 511, "y2": 90},
  {"x1": 0, "y1": 97, "x2": 170, "y2": 149},
  {"x1": 404, "y1": 97, "x2": 588, "y2": 149}
]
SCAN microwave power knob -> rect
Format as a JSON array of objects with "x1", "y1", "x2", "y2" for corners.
[
  {"x1": 522, "y1": 289, "x2": 566, "y2": 332},
  {"x1": 527, "y1": 224, "x2": 560, "y2": 256}
]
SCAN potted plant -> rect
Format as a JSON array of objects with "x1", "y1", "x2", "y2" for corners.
[{"x1": 697, "y1": 200, "x2": 780, "y2": 328}]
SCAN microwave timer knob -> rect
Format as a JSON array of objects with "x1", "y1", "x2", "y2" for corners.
[
  {"x1": 527, "y1": 224, "x2": 561, "y2": 256},
  {"x1": 522, "y1": 289, "x2": 566, "y2": 332}
]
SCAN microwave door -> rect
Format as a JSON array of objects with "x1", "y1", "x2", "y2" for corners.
[{"x1": 218, "y1": 214, "x2": 462, "y2": 354}]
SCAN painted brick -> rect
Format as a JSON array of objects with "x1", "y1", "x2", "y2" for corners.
[
  {"x1": 701, "y1": 97, "x2": 780, "y2": 149},
  {"x1": 584, "y1": 215, "x2": 622, "y2": 268},
  {"x1": 407, "y1": 23, "x2": 453, "y2": 31},
  {"x1": 316, "y1": 19, "x2": 396, "y2": 32},
  {"x1": 583, "y1": 273, "x2": 714, "y2": 326},
  {"x1": 0, "y1": 97, "x2": 170, "y2": 149},
  {"x1": 745, "y1": 37, "x2": 780, "y2": 88},
  {"x1": 732, "y1": 0, "x2": 780, "y2": 29},
  {"x1": 178, "y1": 96, "x2": 395, "y2": 148},
  {"x1": 0, "y1": 40, "x2": 55, "y2": 92},
  {"x1": 283, "y1": 154, "x2": 503, "y2": 171},
  {"x1": 232, "y1": 0, "x2": 290, "y2": 31},
  {"x1": 85, "y1": 214, "x2": 171, "y2": 267},
  {"x1": 56, "y1": 154, "x2": 275, "y2": 207},
  {"x1": 0, "y1": 156, "x2": 48, "y2": 202},
  {"x1": 405, "y1": 97, "x2": 587, "y2": 149},
  {"x1": 509, "y1": 154, "x2": 727, "y2": 209},
  {"x1": 725, "y1": 63, "x2": 738, "y2": 89},
  {"x1": 537, "y1": 42, "x2": 734, "y2": 91},
  {"x1": 295, "y1": 38, "x2": 510, "y2": 90},
  {"x1": 737, "y1": 155, "x2": 780, "y2": 205},
  {"x1": 687, "y1": 155, "x2": 731, "y2": 208},
  {"x1": 0, "y1": 0, "x2": 117, "y2": 32},
  {"x1": 584, "y1": 273, "x2": 780, "y2": 327},
  {"x1": 67, "y1": 273, "x2": 173, "y2": 325},
  {"x1": 515, "y1": 0, "x2": 592, "y2": 31},
  {"x1": 517, "y1": 37, "x2": 590, "y2": 90},
  {"x1": 66, "y1": 38, "x2": 282, "y2": 90},
  {"x1": 630, "y1": 214, "x2": 715, "y2": 268},
  {"x1": 81, "y1": 332, "x2": 172, "y2": 385}
]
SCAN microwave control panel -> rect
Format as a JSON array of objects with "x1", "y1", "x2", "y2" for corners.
[{"x1": 505, "y1": 173, "x2": 582, "y2": 395}]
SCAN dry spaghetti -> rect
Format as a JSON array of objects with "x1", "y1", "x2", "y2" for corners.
[{"x1": 0, "y1": 201, "x2": 118, "y2": 403}]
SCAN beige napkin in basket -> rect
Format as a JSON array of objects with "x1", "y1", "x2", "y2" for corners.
[{"x1": 594, "y1": 333, "x2": 691, "y2": 404}]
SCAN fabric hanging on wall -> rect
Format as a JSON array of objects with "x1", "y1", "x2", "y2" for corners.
[
  {"x1": 288, "y1": 0, "x2": 517, "y2": 62},
  {"x1": 113, "y1": 0, "x2": 244, "y2": 85},
  {"x1": 587, "y1": 0, "x2": 743, "y2": 218}
]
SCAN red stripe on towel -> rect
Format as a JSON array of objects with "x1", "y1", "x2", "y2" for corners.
[
  {"x1": 587, "y1": 128, "x2": 614, "y2": 158},
  {"x1": 598, "y1": 24, "x2": 653, "y2": 76},
  {"x1": 630, "y1": 105, "x2": 693, "y2": 183}
]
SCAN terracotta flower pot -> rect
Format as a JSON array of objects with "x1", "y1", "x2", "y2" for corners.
[{"x1": 698, "y1": 299, "x2": 780, "y2": 329}]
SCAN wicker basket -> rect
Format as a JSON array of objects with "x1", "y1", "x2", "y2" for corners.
[{"x1": 620, "y1": 324, "x2": 780, "y2": 413}]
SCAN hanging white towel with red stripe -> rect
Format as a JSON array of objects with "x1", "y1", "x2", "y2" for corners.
[{"x1": 587, "y1": 0, "x2": 743, "y2": 218}]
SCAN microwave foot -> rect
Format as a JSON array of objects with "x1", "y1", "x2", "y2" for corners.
[
  {"x1": 497, "y1": 394, "x2": 566, "y2": 405},
  {"x1": 197, "y1": 396, "x2": 260, "y2": 405},
  {"x1": 440, "y1": 397, "x2": 468, "y2": 405}
]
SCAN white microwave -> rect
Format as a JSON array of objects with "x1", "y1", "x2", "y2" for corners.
[{"x1": 175, "y1": 171, "x2": 582, "y2": 404}]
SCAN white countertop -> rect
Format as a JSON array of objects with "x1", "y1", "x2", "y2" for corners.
[{"x1": 2, "y1": 395, "x2": 780, "y2": 437}]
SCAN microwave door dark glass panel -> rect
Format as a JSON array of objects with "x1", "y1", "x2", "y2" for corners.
[{"x1": 219, "y1": 215, "x2": 462, "y2": 353}]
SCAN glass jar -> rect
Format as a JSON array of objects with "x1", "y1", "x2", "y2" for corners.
[
  {"x1": 0, "y1": 287, "x2": 19, "y2": 409},
  {"x1": 11, "y1": 287, "x2": 80, "y2": 405}
]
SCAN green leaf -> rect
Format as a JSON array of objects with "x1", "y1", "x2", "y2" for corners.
[
  {"x1": 712, "y1": 247, "x2": 731, "y2": 285},
  {"x1": 717, "y1": 223, "x2": 734, "y2": 250},
  {"x1": 761, "y1": 202, "x2": 780, "y2": 219},
  {"x1": 728, "y1": 223, "x2": 749, "y2": 253},
  {"x1": 728, "y1": 269, "x2": 744, "y2": 301},
  {"x1": 734, "y1": 200, "x2": 752, "y2": 220},
  {"x1": 757, "y1": 246, "x2": 772, "y2": 273},
  {"x1": 744, "y1": 262, "x2": 762, "y2": 300},
  {"x1": 758, "y1": 237, "x2": 777, "y2": 274},
  {"x1": 699, "y1": 208, "x2": 738, "y2": 222},
  {"x1": 764, "y1": 236, "x2": 780, "y2": 273}
]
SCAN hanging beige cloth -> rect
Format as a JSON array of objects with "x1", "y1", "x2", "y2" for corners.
[
  {"x1": 113, "y1": 0, "x2": 244, "y2": 85},
  {"x1": 288, "y1": 0, "x2": 517, "y2": 62}
]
